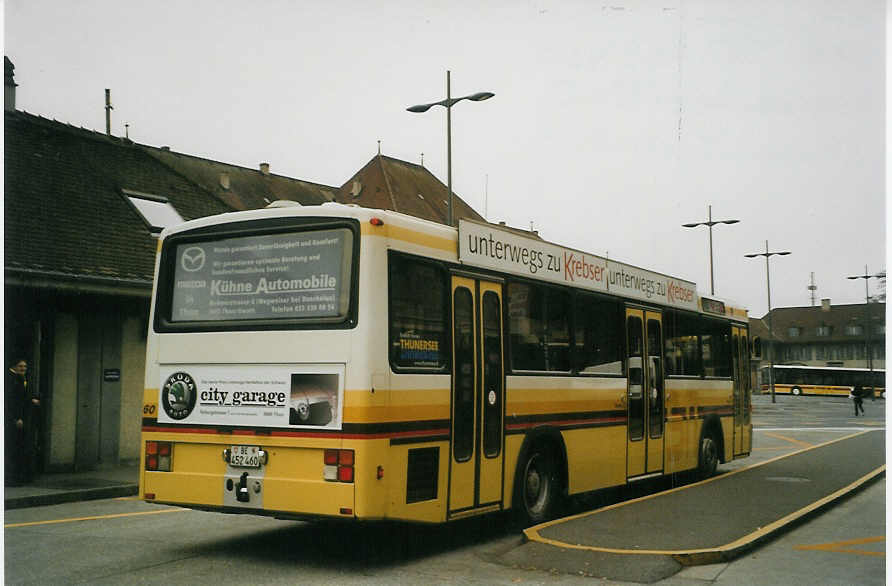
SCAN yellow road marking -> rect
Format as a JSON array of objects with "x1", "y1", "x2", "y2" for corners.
[
  {"x1": 5, "y1": 507, "x2": 184, "y2": 528},
  {"x1": 795, "y1": 537, "x2": 885, "y2": 557},
  {"x1": 763, "y1": 432, "x2": 813, "y2": 448}
]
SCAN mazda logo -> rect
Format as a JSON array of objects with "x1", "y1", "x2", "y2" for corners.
[{"x1": 181, "y1": 247, "x2": 206, "y2": 272}]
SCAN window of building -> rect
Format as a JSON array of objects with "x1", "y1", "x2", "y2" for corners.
[
  {"x1": 389, "y1": 255, "x2": 448, "y2": 370},
  {"x1": 122, "y1": 189, "x2": 184, "y2": 233},
  {"x1": 785, "y1": 344, "x2": 812, "y2": 362},
  {"x1": 874, "y1": 324, "x2": 885, "y2": 336},
  {"x1": 573, "y1": 293, "x2": 623, "y2": 375},
  {"x1": 787, "y1": 327, "x2": 801, "y2": 337},
  {"x1": 845, "y1": 324, "x2": 864, "y2": 336},
  {"x1": 816, "y1": 325, "x2": 832, "y2": 337}
]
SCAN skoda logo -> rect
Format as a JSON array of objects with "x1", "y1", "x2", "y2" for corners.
[
  {"x1": 162, "y1": 372, "x2": 197, "y2": 420},
  {"x1": 180, "y1": 247, "x2": 206, "y2": 272}
]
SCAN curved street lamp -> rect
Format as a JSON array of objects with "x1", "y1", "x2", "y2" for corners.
[
  {"x1": 407, "y1": 71, "x2": 494, "y2": 226},
  {"x1": 745, "y1": 241, "x2": 791, "y2": 403},
  {"x1": 682, "y1": 205, "x2": 740, "y2": 295}
]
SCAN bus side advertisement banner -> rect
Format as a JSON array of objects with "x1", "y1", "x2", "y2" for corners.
[
  {"x1": 157, "y1": 364, "x2": 345, "y2": 429},
  {"x1": 458, "y1": 220, "x2": 698, "y2": 310}
]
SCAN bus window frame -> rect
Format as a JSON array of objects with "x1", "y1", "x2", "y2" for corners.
[
  {"x1": 571, "y1": 289, "x2": 625, "y2": 378},
  {"x1": 153, "y1": 216, "x2": 361, "y2": 333},
  {"x1": 662, "y1": 308, "x2": 704, "y2": 380},
  {"x1": 387, "y1": 251, "x2": 451, "y2": 375},
  {"x1": 700, "y1": 316, "x2": 733, "y2": 380},
  {"x1": 504, "y1": 277, "x2": 626, "y2": 378}
]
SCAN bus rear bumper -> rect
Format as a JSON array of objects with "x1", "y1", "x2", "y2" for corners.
[{"x1": 142, "y1": 470, "x2": 355, "y2": 519}]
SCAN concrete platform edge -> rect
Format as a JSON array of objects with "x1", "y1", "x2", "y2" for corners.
[
  {"x1": 521, "y1": 463, "x2": 885, "y2": 569},
  {"x1": 672, "y1": 464, "x2": 886, "y2": 566},
  {"x1": 5, "y1": 484, "x2": 139, "y2": 510}
]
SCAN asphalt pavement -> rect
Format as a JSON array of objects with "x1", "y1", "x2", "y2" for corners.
[{"x1": 3, "y1": 392, "x2": 885, "y2": 585}]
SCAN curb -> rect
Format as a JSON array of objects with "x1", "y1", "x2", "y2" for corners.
[
  {"x1": 671, "y1": 465, "x2": 885, "y2": 566},
  {"x1": 5, "y1": 484, "x2": 139, "y2": 510},
  {"x1": 523, "y1": 431, "x2": 884, "y2": 568}
]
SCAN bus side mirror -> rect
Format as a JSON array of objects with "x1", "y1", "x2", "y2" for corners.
[{"x1": 751, "y1": 337, "x2": 762, "y2": 359}]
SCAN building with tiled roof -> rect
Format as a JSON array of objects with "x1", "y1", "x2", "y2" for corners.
[
  {"x1": 4, "y1": 104, "x2": 238, "y2": 472},
  {"x1": 143, "y1": 147, "x2": 337, "y2": 211},
  {"x1": 749, "y1": 299, "x2": 885, "y2": 369},
  {"x1": 5, "y1": 111, "x2": 233, "y2": 291},
  {"x1": 334, "y1": 154, "x2": 485, "y2": 225}
]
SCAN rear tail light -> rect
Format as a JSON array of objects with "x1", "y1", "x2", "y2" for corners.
[
  {"x1": 146, "y1": 441, "x2": 172, "y2": 472},
  {"x1": 323, "y1": 449, "x2": 354, "y2": 483}
]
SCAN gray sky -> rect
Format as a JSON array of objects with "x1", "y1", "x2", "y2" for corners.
[{"x1": 5, "y1": 0, "x2": 885, "y2": 317}]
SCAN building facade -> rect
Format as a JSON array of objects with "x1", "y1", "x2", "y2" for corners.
[{"x1": 749, "y1": 299, "x2": 885, "y2": 370}]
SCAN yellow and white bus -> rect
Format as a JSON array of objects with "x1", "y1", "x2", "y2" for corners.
[
  {"x1": 140, "y1": 203, "x2": 752, "y2": 525},
  {"x1": 760, "y1": 364, "x2": 885, "y2": 398}
]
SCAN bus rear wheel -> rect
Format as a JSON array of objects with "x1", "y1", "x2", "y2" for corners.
[
  {"x1": 517, "y1": 446, "x2": 558, "y2": 526},
  {"x1": 791, "y1": 386, "x2": 802, "y2": 396},
  {"x1": 697, "y1": 434, "x2": 719, "y2": 479}
]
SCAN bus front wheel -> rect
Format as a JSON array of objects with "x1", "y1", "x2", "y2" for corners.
[
  {"x1": 517, "y1": 446, "x2": 557, "y2": 526},
  {"x1": 791, "y1": 386, "x2": 802, "y2": 396}
]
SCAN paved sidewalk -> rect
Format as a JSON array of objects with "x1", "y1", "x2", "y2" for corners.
[
  {"x1": 505, "y1": 430, "x2": 885, "y2": 583},
  {"x1": 4, "y1": 464, "x2": 138, "y2": 510}
]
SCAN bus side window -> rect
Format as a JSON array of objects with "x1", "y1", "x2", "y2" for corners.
[{"x1": 388, "y1": 255, "x2": 448, "y2": 371}]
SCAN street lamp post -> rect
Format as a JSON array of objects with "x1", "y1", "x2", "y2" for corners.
[
  {"x1": 407, "y1": 70, "x2": 494, "y2": 227},
  {"x1": 847, "y1": 266, "x2": 884, "y2": 396},
  {"x1": 745, "y1": 240, "x2": 791, "y2": 404},
  {"x1": 682, "y1": 204, "x2": 740, "y2": 295}
]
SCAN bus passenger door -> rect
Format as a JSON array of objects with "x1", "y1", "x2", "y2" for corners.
[
  {"x1": 645, "y1": 314, "x2": 665, "y2": 474},
  {"x1": 449, "y1": 276, "x2": 505, "y2": 516},
  {"x1": 731, "y1": 326, "x2": 752, "y2": 456},
  {"x1": 626, "y1": 308, "x2": 665, "y2": 478},
  {"x1": 477, "y1": 281, "x2": 505, "y2": 506}
]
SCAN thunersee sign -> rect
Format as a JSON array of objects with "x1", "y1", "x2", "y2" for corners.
[{"x1": 458, "y1": 219, "x2": 698, "y2": 311}]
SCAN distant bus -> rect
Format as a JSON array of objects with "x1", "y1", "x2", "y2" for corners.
[
  {"x1": 760, "y1": 365, "x2": 885, "y2": 398},
  {"x1": 139, "y1": 203, "x2": 753, "y2": 526}
]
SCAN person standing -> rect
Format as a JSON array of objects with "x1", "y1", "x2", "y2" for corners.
[
  {"x1": 5, "y1": 358, "x2": 39, "y2": 485},
  {"x1": 852, "y1": 384, "x2": 865, "y2": 417}
]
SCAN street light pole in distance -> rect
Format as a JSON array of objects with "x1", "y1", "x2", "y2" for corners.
[
  {"x1": 682, "y1": 204, "x2": 740, "y2": 296},
  {"x1": 407, "y1": 70, "x2": 494, "y2": 227},
  {"x1": 846, "y1": 266, "x2": 884, "y2": 397},
  {"x1": 745, "y1": 240, "x2": 791, "y2": 404}
]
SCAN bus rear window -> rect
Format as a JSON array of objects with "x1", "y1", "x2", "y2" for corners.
[{"x1": 166, "y1": 227, "x2": 354, "y2": 324}]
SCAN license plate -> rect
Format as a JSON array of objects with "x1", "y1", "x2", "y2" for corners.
[{"x1": 230, "y1": 445, "x2": 261, "y2": 468}]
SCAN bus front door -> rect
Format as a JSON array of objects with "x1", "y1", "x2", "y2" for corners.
[
  {"x1": 449, "y1": 276, "x2": 505, "y2": 517},
  {"x1": 732, "y1": 326, "x2": 752, "y2": 456},
  {"x1": 626, "y1": 308, "x2": 666, "y2": 479}
]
